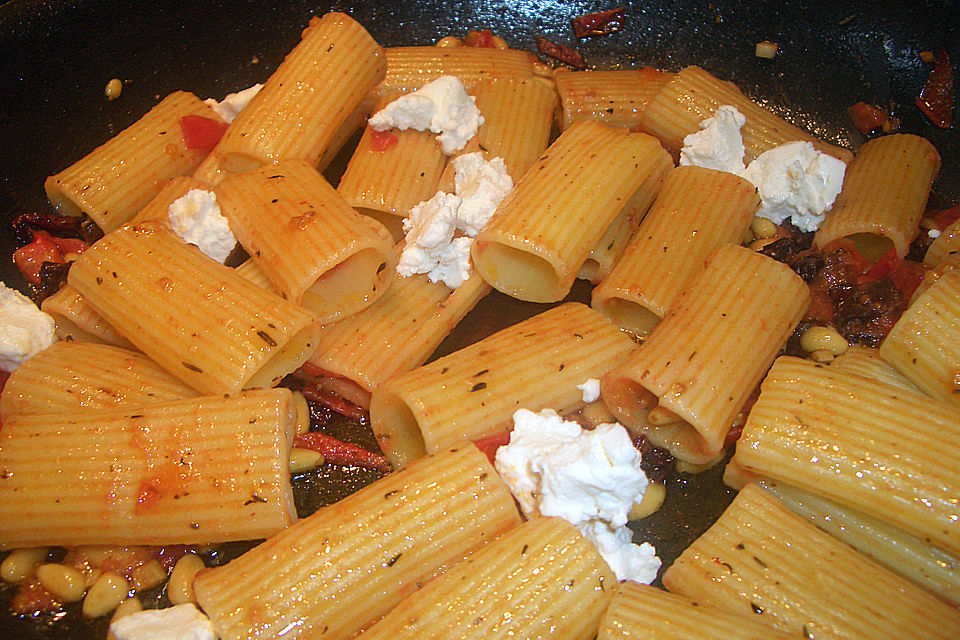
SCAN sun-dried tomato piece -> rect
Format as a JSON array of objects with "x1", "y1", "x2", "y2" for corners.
[
  {"x1": 915, "y1": 49, "x2": 953, "y2": 128},
  {"x1": 534, "y1": 35, "x2": 585, "y2": 69},
  {"x1": 571, "y1": 7, "x2": 625, "y2": 38},
  {"x1": 846, "y1": 101, "x2": 887, "y2": 135},
  {"x1": 294, "y1": 431, "x2": 391, "y2": 472},
  {"x1": 464, "y1": 29, "x2": 495, "y2": 47}
]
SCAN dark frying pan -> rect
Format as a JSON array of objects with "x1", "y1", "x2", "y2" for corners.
[{"x1": 0, "y1": 1, "x2": 957, "y2": 638}]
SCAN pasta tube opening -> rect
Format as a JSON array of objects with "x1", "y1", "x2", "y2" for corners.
[
  {"x1": 471, "y1": 240, "x2": 563, "y2": 303},
  {"x1": 305, "y1": 248, "x2": 390, "y2": 320},
  {"x1": 368, "y1": 391, "x2": 429, "y2": 469}
]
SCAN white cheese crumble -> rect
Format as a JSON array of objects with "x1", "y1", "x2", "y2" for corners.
[
  {"x1": 109, "y1": 604, "x2": 216, "y2": 640},
  {"x1": 577, "y1": 378, "x2": 601, "y2": 403},
  {"x1": 397, "y1": 153, "x2": 512, "y2": 288},
  {"x1": 494, "y1": 408, "x2": 661, "y2": 583},
  {"x1": 204, "y1": 83, "x2": 263, "y2": 123},
  {"x1": 929, "y1": 228, "x2": 942, "y2": 239},
  {"x1": 0, "y1": 282, "x2": 56, "y2": 372},
  {"x1": 679, "y1": 105, "x2": 747, "y2": 175},
  {"x1": 742, "y1": 141, "x2": 846, "y2": 233},
  {"x1": 168, "y1": 189, "x2": 237, "y2": 263},
  {"x1": 368, "y1": 76, "x2": 484, "y2": 154}
]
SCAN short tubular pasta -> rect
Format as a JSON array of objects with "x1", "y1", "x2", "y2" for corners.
[
  {"x1": 40, "y1": 285, "x2": 134, "y2": 348},
  {"x1": 663, "y1": 484, "x2": 960, "y2": 639},
  {"x1": 214, "y1": 12, "x2": 385, "y2": 172},
  {"x1": 554, "y1": 67, "x2": 671, "y2": 131},
  {"x1": 357, "y1": 517, "x2": 616, "y2": 640},
  {"x1": 44, "y1": 91, "x2": 222, "y2": 232},
  {"x1": 592, "y1": 166, "x2": 759, "y2": 336},
  {"x1": 639, "y1": 66, "x2": 853, "y2": 162},
  {"x1": 879, "y1": 269, "x2": 960, "y2": 407},
  {"x1": 194, "y1": 446, "x2": 521, "y2": 640},
  {"x1": 730, "y1": 356, "x2": 960, "y2": 556},
  {"x1": 924, "y1": 217, "x2": 960, "y2": 269},
  {"x1": 814, "y1": 134, "x2": 940, "y2": 258},
  {"x1": 602, "y1": 246, "x2": 809, "y2": 463},
  {"x1": 215, "y1": 160, "x2": 395, "y2": 321},
  {"x1": 67, "y1": 221, "x2": 320, "y2": 395},
  {"x1": 370, "y1": 302, "x2": 635, "y2": 469},
  {"x1": 597, "y1": 582, "x2": 793, "y2": 640},
  {"x1": 472, "y1": 121, "x2": 672, "y2": 303},
  {"x1": 0, "y1": 341, "x2": 197, "y2": 420},
  {"x1": 0, "y1": 389, "x2": 298, "y2": 548},
  {"x1": 829, "y1": 344, "x2": 920, "y2": 393}
]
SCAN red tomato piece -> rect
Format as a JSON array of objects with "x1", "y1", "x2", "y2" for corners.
[
  {"x1": 472, "y1": 431, "x2": 512, "y2": 465},
  {"x1": 464, "y1": 29, "x2": 494, "y2": 47},
  {"x1": 571, "y1": 7, "x2": 625, "y2": 38},
  {"x1": 534, "y1": 35, "x2": 585, "y2": 68},
  {"x1": 369, "y1": 129, "x2": 399, "y2": 152},
  {"x1": 931, "y1": 204, "x2": 960, "y2": 231},
  {"x1": 865, "y1": 248, "x2": 926, "y2": 300},
  {"x1": 51, "y1": 236, "x2": 89, "y2": 255},
  {"x1": 846, "y1": 101, "x2": 887, "y2": 134},
  {"x1": 13, "y1": 230, "x2": 63, "y2": 286},
  {"x1": 179, "y1": 115, "x2": 229, "y2": 151},
  {"x1": 915, "y1": 49, "x2": 953, "y2": 128},
  {"x1": 293, "y1": 431, "x2": 391, "y2": 472}
]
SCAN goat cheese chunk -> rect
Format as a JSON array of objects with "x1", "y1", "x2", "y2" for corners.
[
  {"x1": 368, "y1": 76, "x2": 484, "y2": 154},
  {"x1": 168, "y1": 189, "x2": 237, "y2": 263},
  {"x1": 204, "y1": 83, "x2": 263, "y2": 123},
  {"x1": 109, "y1": 604, "x2": 216, "y2": 640},
  {"x1": 0, "y1": 283, "x2": 56, "y2": 372},
  {"x1": 679, "y1": 105, "x2": 747, "y2": 175},
  {"x1": 577, "y1": 378, "x2": 601, "y2": 403},
  {"x1": 452, "y1": 153, "x2": 513, "y2": 235},
  {"x1": 494, "y1": 408, "x2": 660, "y2": 583},
  {"x1": 743, "y1": 141, "x2": 846, "y2": 232}
]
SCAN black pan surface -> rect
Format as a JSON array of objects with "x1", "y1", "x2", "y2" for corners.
[{"x1": 0, "y1": 1, "x2": 957, "y2": 638}]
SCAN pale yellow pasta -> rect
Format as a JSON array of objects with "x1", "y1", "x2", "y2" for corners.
[
  {"x1": 0, "y1": 389, "x2": 297, "y2": 549},
  {"x1": 370, "y1": 302, "x2": 635, "y2": 469},
  {"x1": 304, "y1": 248, "x2": 492, "y2": 408},
  {"x1": 215, "y1": 13, "x2": 386, "y2": 172},
  {"x1": 602, "y1": 246, "x2": 809, "y2": 463},
  {"x1": 40, "y1": 285, "x2": 134, "y2": 348},
  {"x1": 663, "y1": 484, "x2": 960, "y2": 639},
  {"x1": 194, "y1": 446, "x2": 521, "y2": 640},
  {"x1": 829, "y1": 344, "x2": 920, "y2": 393},
  {"x1": 67, "y1": 221, "x2": 320, "y2": 395},
  {"x1": 554, "y1": 67, "x2": 672, "y2": 131},
  {"x1": 0, "y1": 341, "x2": 197, "y2": 420},
  {"x1": 44, "y1": 91, "x2": 223, "y2": 232},
  {"x1": 879, "y1": 269, "x2": 960, "y2": 407},
  {"x1": 731, "y1": 356, "x2": 960, "y2": 556},
  {"x1": 597, "y1": 583, "x2": 793, "y2": 640},
  {"x1": 924, "y1": 217, "x2": 960, "y2": 269},
  {"x1": 358, "y1": 517, "x2": 615, "y2": 640},
  {"x1": 471, "y1": 76, "x2": 557, "y2": 181},
  {"x1": 815, "y1": 134, "x2": 940, "y2": 258},
  {"x1": 472, "y1": 121, "x2": 673, "y2": 303},
  {"x1": 639, "y1": 66, "x2": 853, "y2": 163},
  {"x1": 215, "y1": 160, "x2": 395, "y2": 321},
  {"x1": 592, "y1": 166, "x2": 759, "y2": 336}
]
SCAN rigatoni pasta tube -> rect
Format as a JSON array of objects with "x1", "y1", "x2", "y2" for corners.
[
  {"x1": 370, "y1": 302, "x2": 635, "y2": 469},
  {"x1": 40, "y1": 285, "x2": 134, "y2": 348},
  {"x1": 829, "y1": 344, "x2": 919, "y2": 393},
  {"x1": 924, "y1": 217, "x2": 960, "y2": 269},
  {"x1": 214, "y1": 13, "x2": 385, "y2": 172},
  {"x1": 639, "y1": 66, "x2": 853, "y2": 163},
  {"x1": 597, "y1": 583, "x2": 793, "y2": 640},
  {"x1": 194, "y1": 446, "x2": 521, "y2": 640},
  {"x1": 44, "y1": 91, "x2": 223, "y2": 232},
  {"x1": 357, "y1": 517, "x2": 615, "y2": 640},
  {"x1": 815, "y1": 134, "x2": 940, "y2": 258},
  {"x1": 472, "y1": 121, "x2": 673, "y2": 303},
  {"x1": 0, "y1": 342, "x2": 197, "y2": 420},
  {"x1": 602, "y1": 246, "x2": 809, "y2": 464},
  {"x1": 730, "y1": 356, "x2": 960, "y2": 556},
  {"x1": 554, "y1": 67, "x2": 671, "y2": 131},
  {"x1": 663, "y1": 484, "x2": 960, "y2": 640},
  {"x1": 0, "y1": 389, "x2": 297, "y2": 549},
  {"x1": 215, "y1": 160, "x2": 395, "y2": 322},
  {"x1": 880, "y1": 269, "x2": 960, "y2": 407},
  {"x1": 592, "y1": 166, "x2": 759, "y2": 336},
  {"x1": 68, "y1": 221, "x2": 320, "y2": 395}
]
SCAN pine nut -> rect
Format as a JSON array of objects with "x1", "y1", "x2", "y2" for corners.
[
  {"x1": 167, "y1": 554, "x2": 205, "y2": 605},
  {"x1": 289, "y1": 447, "x2": 324, "y2": 474},
  {"x1": 83, "y1": 571, "x2": 129, "y2": 618},
  {"x1": 628, "y1": 483, "x2": 667, "y2": 520},
  {"x1": 36, "y1": 563, "x2": 86, "y2": 602},
  {"x1": 1, "y1": 547, "x2": 48, "y2": 583},
  {"x1": 292, "y1": 390, "x2": 311, "y2": 435},
  {"x1": 130, "y1": 560, "x2": 167, "y2": 592},
  {"x1": 435, "y1": 36, "x2": 462, "y2": 48}
]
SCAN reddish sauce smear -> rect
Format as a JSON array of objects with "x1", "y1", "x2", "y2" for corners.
[
  {"x1": 368, "y1": 129, "x2": 399, "y2": 152},
  {"x1": 915, "y1": 48, "x2": 953, "y2": 128},
  {"x1": 534, "y1": 35, "x2": 586, "y2": 69},
  {"x1": 571, "y1": 7, "x2": 626, "y2": 38},
  {"x1": 179, "y1": 115, "x2": 229, "y2": 151}
]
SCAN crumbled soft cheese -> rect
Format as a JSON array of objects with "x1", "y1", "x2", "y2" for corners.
[
  {"x1": 679, "y1": 105, "x2": 747, "y2": 175},
  {"x1": 168, "y1": 189, "x2": 237, "y2": 263},
  {"x1": 742, "y1": 141, "x2": 846, "y2": 233},
  {"x1": 397, "y1": 153, "x2": 512, "y2": 288},
  {"x1": 0, "y1": 282, "x2": 56, "y2": 372},
  {"x1": 929, "y1": 228, "x2": 942, "y2": 239},
  {"x1": 494, "y1": 408, "x2": 660, "y2": 583},
  {"x1": 204, "y1": 83, "x2": 263, "y2": 123},
  {"x1": 577, "y1": 378, "x2": 601, "y2": 403},
  {"x1": 368, "y1": 76, "x2": 484, "y2": 154},
  {"x1": 109, "y1": 604, "x2": 216, "y2": 640}
]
